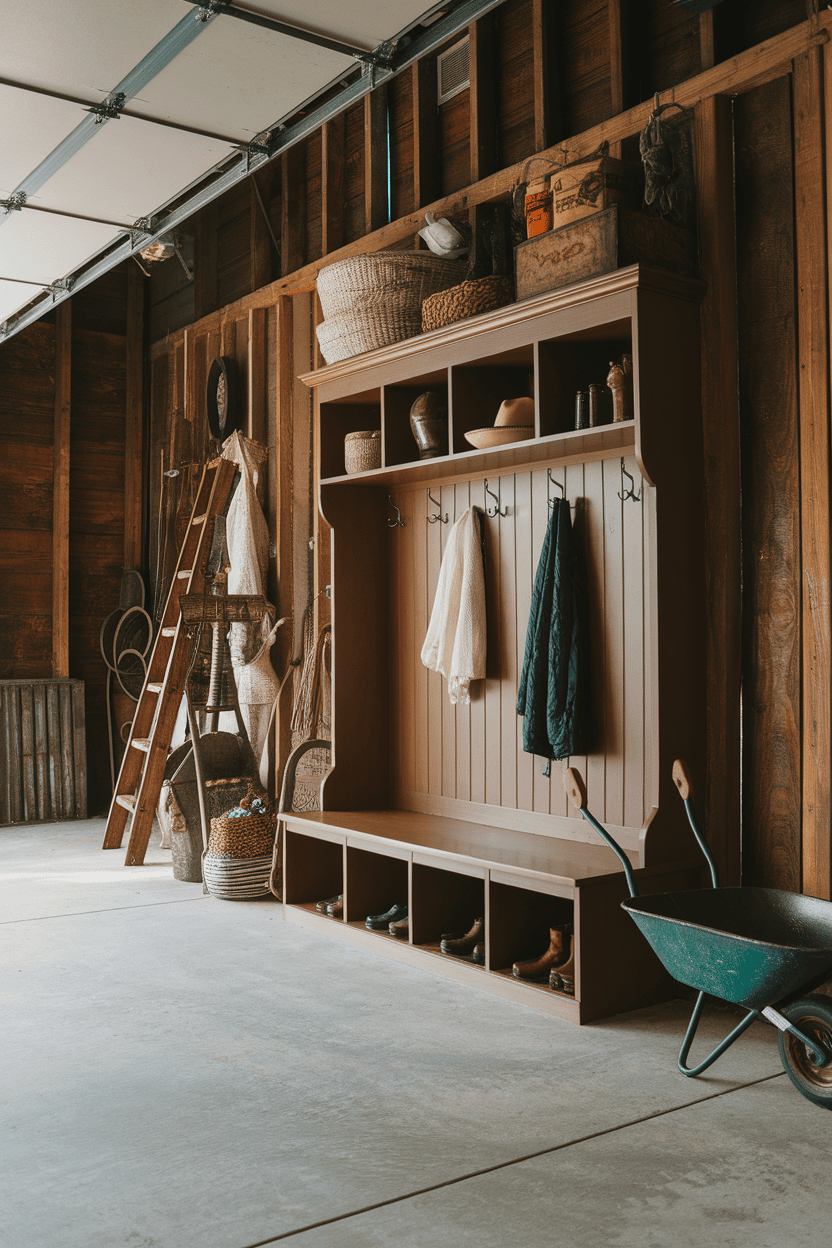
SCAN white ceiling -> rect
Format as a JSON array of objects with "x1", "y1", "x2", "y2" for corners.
[{"x1": 0, "y1": 0, "x2": 441, "y2": 334}]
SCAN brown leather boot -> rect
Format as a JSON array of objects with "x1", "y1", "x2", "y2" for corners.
[
  {"x1": 512, "y1": 926, "x2": 571, "y2": 981},
  {"x1": 549, "y1": 936, "x2": 575, "y2": 993}
]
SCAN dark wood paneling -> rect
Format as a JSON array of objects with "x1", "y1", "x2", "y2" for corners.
[
  {"x1": 305, "y1": 130, "x2": 323, "y2": 264},
  {"x1": 559, "y1": 0, "x2": 613, "y2": 141},
  {"x1": 714, "y1": 0, "x2": 808, "y2": 63},
  {"x1": 0, "y1": 322, "x2": 55, "y2": 445},
  {"x1": 0, "y1": 446, "x2": 53, "y2": 531},
  {"x1": 217, "y1": 181, "x2": 251, "y2": 310},
  {"x1": 630, "y1": 0, "x2": 701, "y2": 102},
  {"x1": 389, "y1": 70, "x2": 415, "y2": 221},
  {"x1": 496, "y1": 0, "x2": 536, "y2": 169},
  {"x1": 439, "y1": 87, "x2": 471, "y2": 196},
  {"x1": 344, "y1": 101, "x2": 366, "y2": 244},
  {"x1": 735, "y1": 77, "x2": 801, "y2": 892},
  {"x1": 0, "y1": 617, "x2": 52, "y2": 679}
]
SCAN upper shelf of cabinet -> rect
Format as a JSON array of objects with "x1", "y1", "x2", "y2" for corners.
[{"x1": 302, "y1": 265, "x2": 706, "y2": 488}]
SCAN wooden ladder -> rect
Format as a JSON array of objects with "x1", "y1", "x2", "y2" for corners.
[{"x1": 102, "y1": 457, "x2": 238, "y2": 865}]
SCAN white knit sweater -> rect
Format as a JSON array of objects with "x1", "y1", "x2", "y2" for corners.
[{"x1": 420, "y1": 507, "x2": 486, "y2": 704}]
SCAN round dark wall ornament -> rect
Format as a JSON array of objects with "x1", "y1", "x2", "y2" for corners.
[{"x1": 207, "y1": 356, "x2": 241, "y2": 441}]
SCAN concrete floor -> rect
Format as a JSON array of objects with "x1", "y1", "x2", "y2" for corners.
[{"x1": 2, "y1": 820, "x2": 830, "y2": 1248}]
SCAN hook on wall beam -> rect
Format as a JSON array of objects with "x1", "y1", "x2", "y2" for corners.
[
  {"x1": 484, "y1": 479, "x2": 508, "y2": 518},
  {"x1": 618, "y1": 459, "x2": 642, "y2": 503},
  {"x1": 388, "y1": 495, "x2": 406, "y2": 528}
]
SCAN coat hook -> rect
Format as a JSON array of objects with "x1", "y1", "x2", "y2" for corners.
[
  {"x1": 547, "y1": 468, "x2": 565, "y2": 509},
  {"x1": 388, "y1": 495, "x2": 406, "y2": 528},
  {"x1": 427, "y1": 489, "x2": 448, "y2": 525},
  {"x1": 618, "y1": 459, "x2": 642, "y2": 504},
  {"x1": 484, "y1": 479, "x2": 508, "y2": 518}
]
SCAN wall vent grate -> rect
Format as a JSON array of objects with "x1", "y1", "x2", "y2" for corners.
[{"x1": 437, "y1": 36, "x2": 470, "y2": 105}]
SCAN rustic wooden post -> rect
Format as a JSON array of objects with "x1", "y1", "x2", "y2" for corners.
[
  {"x1": 124, "y1": 261, "x2": 144, "y2": 572},
  {"x1": 532, "y1": 0, "x2": 561, "y2": 155},
  {"x1": 794, "y1": 46, "x2": 832, "y2": 900},
  {"x1": 365, "y1": 85, "x2": 389, "y2": 234},
  {"x1": 322, "y1": 116, "x2": 346, "y2": 256},
  {"x1": 281, "y1": 145, "x2": 308, "y2": 277},
  {"x1": 694, "y1": 94, "x2": 741, "y2": 886},
  {"x1": 247, "y1": 306, "x2": 266, "y2": 443},
  {"x1": 52, "y1": 301, "x2": 71, "y2": 679},
  {"x1": 413, "y1": 58, "x2": 440, "y2": 208},
  {"x1": 274, "y1": 295, "x2": 295, "y2": 793}
]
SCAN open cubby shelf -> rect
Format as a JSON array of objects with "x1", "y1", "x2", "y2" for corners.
[{"x1": 298, "y1": 265, "x2": 710, "y2": 1023}]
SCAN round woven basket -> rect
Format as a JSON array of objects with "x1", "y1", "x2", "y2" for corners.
[
  {"x1": 422, "y1": 275, "x2": 514, "y2": 333},
  {"x1": 208, "y1": 804, "x2": 276, "y2": 859},
  {"x1": 316, "y1": 253, "x2": 467, "y2": 364},
  {"x1": 203, "y1": 852, "x2": 273, "y2": 900},
  {"x1": 345, "y1": 430, "x2": 381, "y2": 475},
  {"x1": 317, "y1": 252, "x2": 467, "y2": 319}
]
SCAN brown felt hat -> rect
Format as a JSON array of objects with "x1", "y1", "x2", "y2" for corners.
[{"x1": 494, "y1": 397, "x2": 535, "y2": 427}]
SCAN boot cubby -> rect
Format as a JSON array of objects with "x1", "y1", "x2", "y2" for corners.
[
  {"x1": 382, "y1": 371, "x2": 449, "y2": 467},
  {"x1": 489, "y1": 881, "x2": 575, "y2": 997},
  {"x1": 345, "y1": 846, "x2": 408, "y2": 939},
  {"x1": 319, "y1": 387, "x2": 382, "y2": 480},
  {"x1": 535, "y1": 320, "x2": 632, "y2": 437},
  {"x1": 450, "y1": 350, "x2": 535, "y2": 453},
  {"x1": 283, "y1": 829, "x2": 344, "y2": 920},
  {"x1": 410, "y1": 862, "x2": 485, "y2": 967}
]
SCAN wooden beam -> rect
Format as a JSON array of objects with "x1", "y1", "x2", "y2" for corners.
[
  {"x1": 250, "y1": 170, "x2": 273, "y2": 293},
  {"x1": 365, "y1": 85, "x2": 389, "y2": 235},
  {"x1": 52, "y1": 301, "x2": 71, "y2": 678},
  {"x1": 281, "y1": 145, "x2": 307, "y2": 277},
  {"x1": 194, "y1": 201, "x2": 218, "y2": 321},
  {"x1": 694, "y1": 94, "x2": 741, "y2": 886},
  {"x1": 532, "y1": 0, "x2": 561, "y2": 155},
  {"x1": 700, "y1": 10, "x2": 716, "y2": 72},
  {"x1": 608, "y1": 0, "x2": 630, "y2": 157},
  {"x1": 469, "y1": 15, "x2": 498, "y2": 183},
  {"x1": 321, "y1": 115, "x2": 346, "y2": 255},
  {"x1": 124, "y1": 261, "x2": 144, "y2": 571},
  {"x1": 795, "y1": 46, "x2": 832, "y2": 900},
  {"x1": 275, "y1": 295, "x2": 294, "y2": 792},
  {"x1": 413, "y1": 58, "x2": 440, "y2": 209},
  {"x1": 247, "y1": 305, "x2": 266, "y2": 443},
  {"x1": 149, "y1": 11, "x2": 832, "y2": 355}
]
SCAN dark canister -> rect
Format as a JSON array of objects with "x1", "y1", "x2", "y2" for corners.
[
  {"x1": 409, "y1": 390, "x2": 448, "y2": 459},
  {"x1": 574, "y1": 390, "x2": 589, "y2": 430}
]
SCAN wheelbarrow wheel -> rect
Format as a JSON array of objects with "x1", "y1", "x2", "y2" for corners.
[{"x1": 777, "y1": 995, "x2": 832, "y2": 1109}]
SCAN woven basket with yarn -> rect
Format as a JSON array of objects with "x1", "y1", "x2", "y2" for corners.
[
  {"x1": 316, "y1": 253, "x2": 466, "y2": 364},
  {"x1": 204, "y1": 793, "x2": 277, "y2": 901},
  {"x1": 422, "y1": 275, "x2": 514, "y2": 333}
]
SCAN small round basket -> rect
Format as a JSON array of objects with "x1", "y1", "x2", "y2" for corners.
[
  {"x1": 203, "y1": 793, "x2": 277, "y2": 901},
  {"x1": 422, "y1": 275, "x2": 514, "y2": 333},
  {"x1": 345, "y1": 430, "x2": 381, "y2": 475}
]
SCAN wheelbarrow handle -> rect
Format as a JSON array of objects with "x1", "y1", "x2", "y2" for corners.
[
  {"x1": 563, "y1": 766, "x2": 639, "y2": 898},
  {"x1": 672, "y1": 758, "x2": 693, "y2": 801}
]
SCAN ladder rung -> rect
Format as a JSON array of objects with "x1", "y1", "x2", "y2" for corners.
[
  {"x1": 132, "y1": 738, "x2": 152, "y2": 753},
  {"x1": 115, "y1": 793, "x2": 137, "y2": 812},
  {"x1": 161, "y1": 627, "x2": 176, "y2": 637},
  {"x1": 192, "y1": 514, "x2": 207, "y2": 525},
  {"x1": 177, "y1": 570, "x2": 193, "y2": 579},
  {"x1": 147, "y1": 682, "x2": 163, "y2": 694}
]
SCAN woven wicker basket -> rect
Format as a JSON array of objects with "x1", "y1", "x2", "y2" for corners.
[
  {"x1": 316, "y1": 253, "x2": 466, "y2": 363},
  {"x1": 208, "y1": 799, "x2": 276, "y2": 859},
  {"x1": 422, "y1": 275, "x2": 514, "y2": 333},
  {"x1": 344, "y1": 430, "x2": 381, "y2": 474}
]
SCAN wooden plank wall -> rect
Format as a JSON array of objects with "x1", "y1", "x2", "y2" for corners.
[
  {"x1": 136, "y1": 0, "x2": 832, "y2": 896},
  {"x1": 0, "y1": 264, "x2": 136, "y2": 816},
  {"x1": 388, "y1": 456, "x2": 649, "y2": 837}
]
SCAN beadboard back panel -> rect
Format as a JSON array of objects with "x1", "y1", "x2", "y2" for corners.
[{"x1": 388, "y1": 452, "x2": 652, "y2": 848}]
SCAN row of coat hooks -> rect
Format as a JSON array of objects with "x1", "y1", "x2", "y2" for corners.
[{"x1": 388, "y1": 460, "x2": 642, "y2": 528}]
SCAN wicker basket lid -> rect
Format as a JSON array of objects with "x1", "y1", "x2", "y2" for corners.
[{"x1": 345, "y1": 430, "x2": 381, "y2": 443}]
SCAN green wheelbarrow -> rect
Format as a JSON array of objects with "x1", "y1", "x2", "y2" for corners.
[{"x1": 564, "y1": 762, "x2": 832, "y2": 1110}]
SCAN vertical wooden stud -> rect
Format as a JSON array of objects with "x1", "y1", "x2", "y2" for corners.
[
  {"x1": 250, "y1": 170, "x2": 273, "y2": 293},
  {"x1": 124, "y1": 261, "x2": 144, "y2": 572},
  {"x1": 795, "y1": 47, "x2": 832, "y2": 900},
  {"x1": 322, "y1": 115, "x2": 346, "y2": 255},
  {"x1": 365, "y1": 85, "x2": 389, "y2": 235},
  {"x1": 694, "y1": 95, "x2": 741, "y2": 886},
  {"x1": 532, "y1": 0, "x2": 561, "y2": 155},
  {"x1": 194, "y1": 202, "x2": 218, "y2": 320},
  {"x1": 699, "y1": 10, "x2": 716, "y2": 71},
  {"x1": 281, "y1": 145, "x2": 308, "y2": 277},
  {"x1": 469, "y1": 15, "x2": 498, "y2": 183},
  {"x1": 274, "y1": 296, "x2": 295, "y2": 795},
  {"x1": 248, "y1": 306, "x2": 266, "y2": 443},
  {"x1": 52, "y1": 301, "x2": 71, "y2": 678},
  {"x1": 413, "y1": 58, "x2": 440, "y2": 208},
  {"x1": 608, "y1": 0, "x2": 630, "y2": 158}
]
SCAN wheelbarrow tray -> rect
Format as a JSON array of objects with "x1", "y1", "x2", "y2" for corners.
[{"x1": 622, "y1": 886, "x2": 832, "y2": 1010}]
